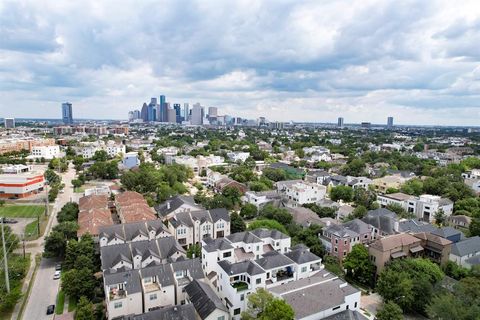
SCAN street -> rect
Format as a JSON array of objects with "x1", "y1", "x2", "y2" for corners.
[{"x1": 20, "y1": 163, "x2": 78, "y2": 320}]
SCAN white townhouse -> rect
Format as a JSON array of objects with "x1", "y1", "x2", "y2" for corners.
[{"x1": 276, "y1": 180, "x2": 327, "y2": 207}]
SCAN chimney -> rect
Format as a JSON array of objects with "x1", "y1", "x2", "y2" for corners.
[{"x1": 167, "y1": 201, "x2": 171, "y2": 210}]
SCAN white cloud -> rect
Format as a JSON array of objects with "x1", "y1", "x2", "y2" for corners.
[{"x1": 0, "y1": 0, "x2": 479, "y2": 125}]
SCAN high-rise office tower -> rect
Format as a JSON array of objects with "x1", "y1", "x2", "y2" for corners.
[
  {"x1": 4, "y1": 118, "x2": 15, "y2": 129},
  {"x1": 173, "y1": 104, "x2": 182, "y2": 123},
  {"x1": 208, "y1": 107, "x2": 218, "y2": 117},
  {"x1": 62, "y1": 102, "x2": 73, "y2": 124},
  {"x1": 167, "y1": 108, "x2": 177, "y2": 123},
  {"x1": 148, "y1": 98, "x2": 157, "y2": 122},
  {"x1": 191, "y1": 103, "x2": 203, "y2": 125},
  {"x1": 141, "y1": 103, "x2": 148, "y2": 122},
  {"x1": 183, "y1": 103, "x2": 190, "y2": 121},
  {"x1": 337, "y1": 117, "x2": 344, "y2": 128},
  {"x1": 387, "y1": 117, "x2": 394, "y2": 128},
  {"x1": 158, "y1": 95, "x2": 167, "y2": 122}
]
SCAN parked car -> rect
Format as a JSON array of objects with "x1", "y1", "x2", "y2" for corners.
[
  {"x1": 0, "y1": 217, "x2": 17, "y2": 224},
  {"x1": 53, "y1": 271, "x2": 61, "y2": 280},
  {"x1": 55, "y1": 264, "x2": 62, "y2": 271},
  {"x1": 46, "y1": 305, "x2": 55, "y2": 315}
]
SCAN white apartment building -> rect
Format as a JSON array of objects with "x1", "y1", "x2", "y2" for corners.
[
  {"x1": 168, "y1": 208, "x2": 231, "y2": 248},
  {"x1": 377, "y1": 192, "x2": 453, "y2": 223},
  {"x1": 29, "y1": 145, "x2": 61, "y2": 159},
  {"x1": 201, "y1": 229, "x2": 360, "y2": 320},
  {"x1": 172, "y1": 155, "x2": 224, "y2": 175},
  {"x1": 75, "y1": 141, "x2": 126, "y2": 159},
  {"x1": 276, "y1": 180, "x2": 327, "y2": 207},
  {"x1": 226, "y1": 152, "x2": 250, "y2": 163}
]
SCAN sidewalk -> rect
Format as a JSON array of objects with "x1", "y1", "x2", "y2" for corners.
[{"x1": 10, "y1": 253, "x2": 38, "y2": 320}]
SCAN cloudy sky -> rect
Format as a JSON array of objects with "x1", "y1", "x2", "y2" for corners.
[{"x1": 1, "y1": 0, "x2": 480, "y2": 125}]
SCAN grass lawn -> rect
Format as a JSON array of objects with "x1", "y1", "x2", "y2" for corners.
[
  {"x1": 67, "y1": 296, "x2": 77, "y2": 312},
  {"x1": 24, "y1": 214, "x2": 48, "y2": 241},
  {"x1": 0, "y1": 205, "x2": 44, "y2": 218},
  {"x1": 74, "y1": 186, "x2": 85, "y2": 193},
  {"x1": 55, "y1": 290, "x2": 65, "y2": 315}
]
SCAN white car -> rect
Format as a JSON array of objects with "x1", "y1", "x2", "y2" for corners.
[{"x1": 53, "y1": 271, "x2": 61, "y2": 280}]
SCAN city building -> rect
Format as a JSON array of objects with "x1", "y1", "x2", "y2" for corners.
[
  {"x1": 449, "y1": 236, "x2": 480, "y2": 268},
  {"x1": 0, "y1": 138, "x2": 56, "y2": 155},
  {"x1": 167, "y1": 108, "x2": 177, "y2": 123},
  {"x1": 29, "y1": 145, "x2": 61, "y2": 160},
  {"x1": 191, "y1": 103, "x2": 203, "y2": 125},
  {"x1": 115, "y1": 191, "x2": 157, "y2": 223},
  {"x1": 0, "y1": 166, "x2": 45, "y2": 198},
  {"x1": 61, "y1": 102, "x2": 73, "y2": 124},
  {"x1": 202, "y1": 229, "x2": 360, "y2": 320},
  {"x1": 183, "y1": 103, "x2": 190, "y2": 121},
  {"x1": 172, "y1": 155, "x2": 224, "y2": 175},
  {"x1": 77, "y1": 194, "x2": 113, "y2": 240},
  {"x1": 98, "y1": 220, "x2": 171, "y2": 247},
  {"x1": 337, "y1": 117, "x2": 344, "y2": 128},
  {"x1": 155, "y1": 195, "x2": 203, "y2": 219},
  {"x1": 275, "y1": 180, "x2": 327, "y2": 207},
  {"x1": 387, "y1": 116, "x2": 394, "y2": 128},
  {"x1": 4, "y1": 118, "x2": 15, "y2": 129},
  {"x1": 123, "y1": 152, "x2": 140, "y2": 169},
  {"x1": 168, "y1": 208, "x2": 230, "y2": 249},
  {"x1": 226, "y1": 152, "x2": 250, "y2": 163}
]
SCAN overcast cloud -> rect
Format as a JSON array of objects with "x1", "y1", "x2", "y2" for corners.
[{"x1": 1, "y1": 0, "x2": 480, "y2": 125}]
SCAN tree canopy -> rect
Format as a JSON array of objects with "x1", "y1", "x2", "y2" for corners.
[{"x1": 241, "y1": 288, "x2": 294, "y2": 320}]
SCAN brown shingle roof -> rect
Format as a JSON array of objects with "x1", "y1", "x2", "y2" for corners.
[
  {"x1": 79, "y1": 194, "x2": 109, "y2": 211},
  {"x1": 370, "y1": 233, "x2": 421, "y2": 252},
  {"x1": 77, "y1": 208, "x2": 113, "y2": 237}
]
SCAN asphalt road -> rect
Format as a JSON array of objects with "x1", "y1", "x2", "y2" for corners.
[
  {"x1": 23, "y1": 258, "x2": 60, "y2": 320},
  {"x1": 21, "y1": 163, "x2": 78, "y2": 320}
]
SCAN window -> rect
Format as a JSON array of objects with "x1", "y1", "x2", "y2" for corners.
[
  {"x1": 354, "y1": 302, "x2": 358, "y2": 308},
  {"x1": 256, "y1": 246, "x2": 260, "y2": 251},
  {"x1": 301, "y1": 266, "x2": 307, "y2": 273},
  {"x1": 240, "y1": 294, "x2": 244, "y2": 301},
  {"x1": 334, "y1": 247, "x2": 338, "y2": 253},
  {"x1": 218, "y1": 317, "x2": 225, "y2": 320},
  {"x1": 150, "y1": 294, "x2": 157, "y2": 300},
  {"x1": 114, "y1": 302, "x2": 122, "y2": 309},
  {"x1": 256, "y1": 278, "x2": 261, "y2": 284},
  {"x1": 335, "y1": 239, "x2": 338, "y2": 244},
  {"x1": 234, "y1": 308, "x2": 241, "y2": 315},
  {"x1": 175, "y1": 271, "x2": 184, "y2": 278},
  {"x1": 223, "y1": 251, "x2": 232, "y2": 258}
]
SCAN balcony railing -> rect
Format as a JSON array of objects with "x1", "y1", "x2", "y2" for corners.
[
  {"x1": 231, "y1": 281, "x2": 249, "y2": 292},
  {"x1": 109, "y1": 288, "x2": 126, "y2": 301}
]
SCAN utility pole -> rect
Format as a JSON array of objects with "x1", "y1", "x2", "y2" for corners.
[
  {"x1": 1, "y1": 219, "x2": 10, "y2": 293},
  {"x1": 22, "y1": 234, "x2": 26, "y2": 259},
  {"x1": 45, "y1": 183, "x2": 49, "y2": 217}
]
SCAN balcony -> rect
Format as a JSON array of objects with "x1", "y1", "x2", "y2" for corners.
[
  {"x1": 231, "y1": 281, "x2": 249, "y2": 292},
  {"x1": 274, "y1": 269, "x2": 294, "y2": 282},
  {"x1": 109, "y1": 288, "x2": 126, "y2": 301},
  {"x1": 144, "y1": 282, "x2": 161, "y2": 293}
]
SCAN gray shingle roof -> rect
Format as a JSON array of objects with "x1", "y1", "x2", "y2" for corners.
[
  {"x1": 250, "y1": 228, "x2": 289, "y2": 240},
  {"x1": 209, "y1": 208, "x2": 230, "y2": 222},
  {"x1": 255, "y1": 251, "x2": 295, "y2": 270},
  {"x1": 139, "y1": 264, "x2": 174, "y2": 287},
  {"x1": 203, "y1": 237, "x2": 234, "y2": 253},
  {"x1": 322, "y1": 310, "x2": 368, "y2": 320},
  {"x1": 227, "y1": 231, "x2": 262, "y2": 244},
  {"x1": 131, "y1": 304, "x2": 196, "y2": 320},
  {"x1": 218, "y1": 260, "x2": 264, "y2": 276},
  {"x1": 154, "y1": 195, "x2": 202, "y2": 217},
  {"x1": 363, "y1": 208, "x2": 398, "y2": 234},
  {"x1": 285, "y1": 247, "x2": 321, "y2": 264},
  {"x1": 432, "y1": 227, "x2": 463, "y2": 239},
  {"x1": 451, "y1": 236, "x2": 480, "y2": 257},
  {"x1": 170, "y1": 258, "x2": 205, "y2": 280},
  {"x1": 104, "y1": 269, "x2": 142, "y2": 294},
  {"x1": 185, "y1": 279, "x2": 228, "y2": 319},
  {"x1": 398, "y1": 219, "x2": 437, "y2": 233}
]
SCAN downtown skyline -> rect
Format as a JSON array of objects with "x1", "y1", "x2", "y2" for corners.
[{"x1": 1, "y1": 0, "x2": 480, "y2": 125}]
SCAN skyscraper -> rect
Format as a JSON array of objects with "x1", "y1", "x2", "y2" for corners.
[
  {"x1": 167, "y1": 108, "x2": 177, "y2": 123},
  {"x1": 337, "y1": 117, "x2": 344, "y2": 128},
  {"x1": 141, "y1": 103, "x2": 148, "y2": 122},
  {"x1": 62, "y1": 102, "x2": 73, "y2": 124},
  {"x1": 173, "y1": 104, "x2": 182, "y2": 123},
  {"x1": 191, "y1": 103, "x2": 203, "y2": 125},
  {"x1": 159, "y1": 95, "x2": 167, "y2": 122},
  {"x1": 208, "y1": 107, "x2": 218, "y2": 117},
  {"x1": 183, "y1": 103, "x2": 190, "y2": 121},
  {"x1": 387, "y1": 117, "x2": 394, "y2": 128},
  {"x1": 4, "y1": 118, "x2": 15, "y2": 129}
]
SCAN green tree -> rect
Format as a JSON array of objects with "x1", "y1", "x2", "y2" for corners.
[
  {"x1": 341, "y1": 158, "x2": 366, "y2": 176},
  {"x1": 0, "y1": 225, "x2": 18, "y2": 255},
  {"x1": 57, "y1": 202, "x2": 79, "y2": 223},
  {"x1": 240, "y1": 204, "x2": 258, "y2": 219},
  {"x1": 353, "y1": 188, "x2": 377, "y2": 209},
  {"x1": 386, "y1": 203, "x2": 413, "y2": 219},
  {"x1": 52, "y1": 221, "x2": 79, "y2": 240},
  {"x1": 231, "y1": 212, "x2": 246, "y2": 233},
  {"x1": 351, "y1": 205, "x2": 368, "y2": 219},
  {"x1": 75, "y1": 296, "x2": 95, "y2": 320},
  {"x1": 241, "y1": 288, "x2": 294, "y2": 320},
  {"x1": 44, "y1": 231, "x2": 67, "y2": 258},
  {"x1": 434, "y1": 209, "x2": 446, "y2": 226},
  {"x1": 247, "y1": 219, "x2": 287, "y2": 234},
  {"x1": 376, "y1": 301, "x2": 403, "y2": 320},
  {"x1": 92, "y1": 150, "x2": 108, "y2": 162},
  {"x1": 469, "y1": 218, "x2": 480, "y2": 237},
  {"x1": 187, "y1": 244, "x2": 201, "y2": 259},
  {"x1": 343, "y1": 244, "x2": 375, "y2": 287},
  {"x1": 376, "y1": 269, "x2": 415, "y2": 311},
  {"x1": 330, "y1": 186, "x2": 353, "y2": 202},
  {"x1": 259, "y1": 205, "x2": 293, "y2": 225},
  {"x1": 61, "y1": 268, "x2": 96, "y2": 300}
]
